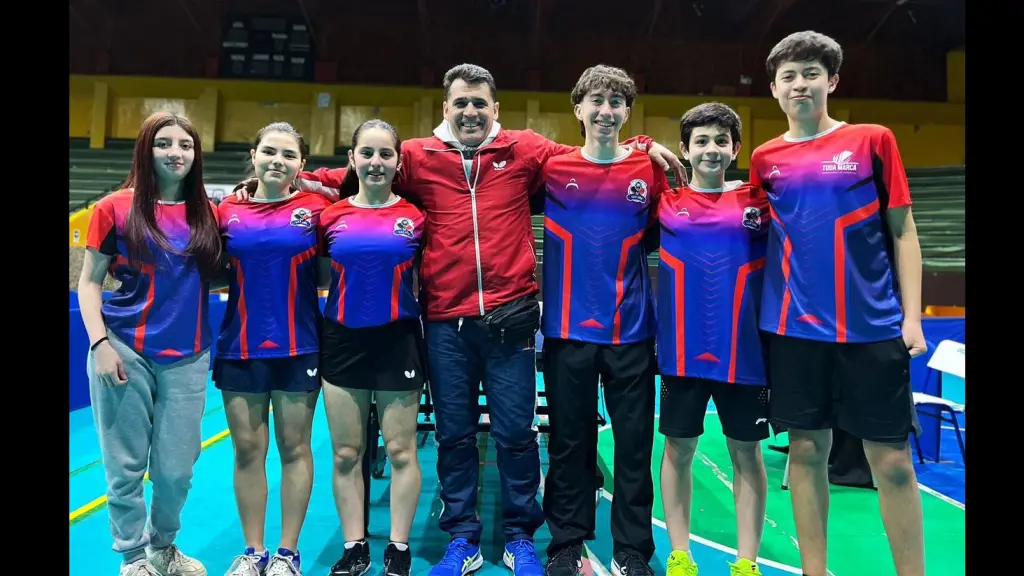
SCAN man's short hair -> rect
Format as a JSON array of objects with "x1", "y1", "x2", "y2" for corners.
[
  {"x1": 570, "y1": 65, "x2": 638, "y2": 107},
  {"x1": 765, "y1": 31, "x2": 844, "y2": 79},
  {"x1": 679, "y1": 103, "x2": 742, "y2": 152},
  {"x1": 442, "y1": 63, "x2": 497, "y2": 101}
]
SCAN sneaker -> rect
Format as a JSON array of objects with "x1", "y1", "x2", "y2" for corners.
[
  {"x1": 428, "y1": 538, "x2": 483, "y2": 576},
  {"x1": 225, "y1": 548, "x2": 270, "y2": 576},
  {"x1": 265, "y1": 549, "x2": 302, "y2": 576},
  {"x1": 503, "y1": 539, "x2": 543, "y2": 576},
  {"x1": 610, "y1": 551, "x2": 652, "y2": 576},
  {"x1": 665, "y1": 550, "x2": 698, "y2": 576},
  {"x1": 381, "y1": 543, "x2": 412, "y2": 576},
  {"x1": 121, "y1": 559, "x2": 160, "y2": 576},
  {"x1": 544, "y1": 544, "x2": 583, "y2": 576},
  {"x1": 728, "y1": 559, "x2": 762, "y2": 576},
  {"x1": 149, "y1": 544, "x2": 208, "y2": 576},
  {"x1": 330, "y1": 541, "x2": 372, "y2": 576}
]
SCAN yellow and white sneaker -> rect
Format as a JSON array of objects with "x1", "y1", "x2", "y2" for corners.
[{"x1": 665, "y1": 550, "x2": 698, "y2": 576}]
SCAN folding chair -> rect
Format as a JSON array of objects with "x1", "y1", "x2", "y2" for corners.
[{"x1": 911, "y1": 392, "x2": 966, "y2": 465}]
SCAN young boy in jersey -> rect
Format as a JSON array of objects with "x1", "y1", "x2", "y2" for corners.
[
  {"x1": 655, "y1": 103, "x2": 769, "y2": 576},
  {"x1": 749, "y1": 31, "x2": 926, "y2": 576},
  {"x1": 539, "y1": 64, "x2": 665, "y2": 576}
]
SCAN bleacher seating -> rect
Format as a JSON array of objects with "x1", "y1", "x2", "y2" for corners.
[
  {"x1": 69, "y1": 139, "x2": 964, "y2": 272},
  {"x1": 68, "y1": 138, "x2": 349, "y2": 212},
  {"x1": 531, "y1": 165, "x2": 966, "y2": 273}
]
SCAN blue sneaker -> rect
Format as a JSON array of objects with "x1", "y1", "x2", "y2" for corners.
[
  {"x1": 503, "y1": 539, "x2": 543, "y2": 576},
  {"x1": 428, "y1": 538, "x2": 484, "y2": 576},
  {"x1": 225, "y1": 547, "x2": 269, "y2": 575}
]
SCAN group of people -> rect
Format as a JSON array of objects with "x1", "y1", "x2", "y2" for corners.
[{"x1": 77, "y1": 29, "x2": 928, "y2": 576}]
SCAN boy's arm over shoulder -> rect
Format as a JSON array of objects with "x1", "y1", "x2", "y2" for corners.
[
  {"x1": 296, "y1": 167, "x2": 347, "y2": 202},
  {"x1": 643, "y1": 162, "x2": 671, "y2": 252}
]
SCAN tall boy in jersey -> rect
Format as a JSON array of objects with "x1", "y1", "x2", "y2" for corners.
[
  {"x1": 655, "y1": 103, "x2": 768, "y2": 576},
  {"x1": 540, "y1": 65, "x2": 663, "y2": 576},
  {"x1": 749, "y1": 31, "x2": 926, "y2": 576}
]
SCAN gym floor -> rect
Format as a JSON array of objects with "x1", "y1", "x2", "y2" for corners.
[{"x1": 69, "y1": 376, "x2": 966, "y2": 576}]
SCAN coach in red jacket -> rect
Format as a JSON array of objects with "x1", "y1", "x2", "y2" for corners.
[{"x1": 293, "y1": 64, "x2": 684, "y2": 576}]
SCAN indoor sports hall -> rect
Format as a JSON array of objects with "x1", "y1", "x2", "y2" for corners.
[{"x1": 69, "y1": 1, "x2": 964, "y2": 575}]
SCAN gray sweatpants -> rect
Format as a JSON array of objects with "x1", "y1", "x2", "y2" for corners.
[{"x1": 88, "y1": 332, "x2": 210, "y2": 562}]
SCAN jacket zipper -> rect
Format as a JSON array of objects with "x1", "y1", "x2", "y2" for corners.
[{"x1": 425, "y1": 145, "x2": 489, "y2": 316}]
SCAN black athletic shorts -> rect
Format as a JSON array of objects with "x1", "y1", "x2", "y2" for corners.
[
  {"x1": 213, "y1": 353, "x2": 321, "y2": 394},
  {"x1": 320, "y1": 318, "x2": 426, "y2": 392},
  {"x1": 765, "y1": 333, "x2": 920, "y2": 443},
  {"x1": 659, "y1": 376, "x2": 770, "y2": 442}
]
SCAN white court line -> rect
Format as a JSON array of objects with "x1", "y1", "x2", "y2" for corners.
[
  {"x1": 538, "y1": 469, "x2": 611, "y2": 576},
  {"x1": 941, "y1": 425, "x2": 965, "y2": 432},
  {"x1": 596, "y1": 413, "x2": 806, "y2": 575},
  {"x1": 598, "y1": 491, "x2": 804, "y2": 575},
  {"x1": 586, "y1": 549, "x2": 612, "y2": 576},
  {"x1": 918, "y1": 483, "x2": 965, "y2": 510}
]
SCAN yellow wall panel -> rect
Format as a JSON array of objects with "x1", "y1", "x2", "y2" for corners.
[{"x1": 69, "y1": 75, "x2": 965, "y2": 167}]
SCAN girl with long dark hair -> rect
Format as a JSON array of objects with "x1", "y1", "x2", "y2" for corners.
[{"x1": 77, "y1": 111, "x2": 221, "y2": 576}]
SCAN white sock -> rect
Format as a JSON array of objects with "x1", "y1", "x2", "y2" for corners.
[
  {"x1": 390, "y1": 542, "x2": 409, "y2": 551},
  {"x1": 344, "y1": 540, "x2": 365, "y2": 550}
]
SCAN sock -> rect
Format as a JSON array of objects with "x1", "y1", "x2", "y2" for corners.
[
  {"x1": 244, "y1": 548, "x2": 269, "y2": 557},
  {"x1": 123, "y1": 550, "x2": 148, "y2": 566},
  {"x1": 345, "y1": 540, "x2": 366, "y2": 550},
  {"x1": 277, "y1": 548, "x2": 298, "y2": 557},
  {"x1": 389, "y1": 542, "x2": 409, "y2": 551}
]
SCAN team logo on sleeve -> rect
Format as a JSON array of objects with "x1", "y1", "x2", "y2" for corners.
[
  {"x1": 626, "y1": 179, "x2": 649, "y2": 203},
  {"x1": 393, "y1": 217, "x2": 415, "y2": 238},
  {"x1": 290, "y1": 208, "x2": 313, "y2": 229},
  {"x1": 742, "y1": 207, "x2": 762, "y2": 231}
]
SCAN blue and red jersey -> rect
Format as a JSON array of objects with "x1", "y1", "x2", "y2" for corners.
[
  {"x1": 750, "y1": 122, "x2": 912, "y2": 343},
  {"x1": 539, "y1": 148, "x2": 665, "y2": 345},
  {"x1": 85, "y1": 189, "x2": 216, "y2": 363},
  {"x1": 319, "y1": 196, "x2": 425, "y2": 328},
  {"x1": 216, "y1": 192, "x2": 332, "y2": 360},
  {"x1": 655, "y1": 182, "x2": 769, "y2": 385}
]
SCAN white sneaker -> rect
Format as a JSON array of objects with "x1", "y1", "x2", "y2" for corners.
[
  {"x1": 265, "y1": 552, "x2": 302, "y2": 575},
  {"x1": 149, "y1": 544, "x2": 208, "y2": 576},
  {"x1": 224, "y1": 555, "x2": 263, "y2": 576},
  {"x1": 120, "y1": 559, "x2": 159, "y2": 576}
]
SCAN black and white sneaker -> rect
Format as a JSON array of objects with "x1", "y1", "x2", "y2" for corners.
[
  {"x1": 544, "y1": 544, "x2": 583, "y2": 576},
  {"x1": 330, "y1": 541, "x2": 372, "y2": 576},
  {"x1": 380, "y1": 543, "x2": 412, "y2": 576},
  {"x1": 610, "y1": 551, "x2": 653, "y2": 576}
]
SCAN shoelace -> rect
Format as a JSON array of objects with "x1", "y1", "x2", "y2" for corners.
[
  {"x1": 332, "y1": 546, "x2": 366, "y2": 574},
  {"x1": 509, "y1": 540, "x2": 539, "y2": 566},
  {"x1": 548, "y1": 547, "x2": 580, "y2": 572},
  {"x1": 266, "y1": 554, "x2": 301, "y2": 576},
  {"x1": 226, "y1": 555, "x2": 262, "y2": 576},
  {"x1": 618, "y1": 552, "x2": 652, "y2": 576},
  {"x1": 125, "y1": 560, "x2": 159, "y2": 576},
  {"x1": 728, "y1": 560, "x2": 758, "y2": 576},
  {"x1": 439, "y1": 541, "x2": 475, "y2": 569},
  {"x1": 384, "y1": 548, "x2": 411, "y2": 575}
]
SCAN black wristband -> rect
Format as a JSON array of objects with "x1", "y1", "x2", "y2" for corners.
[{"x1": 90, "y1": 336, "x2": 109, "y2": 352}]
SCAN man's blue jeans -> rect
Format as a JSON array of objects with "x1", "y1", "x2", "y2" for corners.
[{"x1": 424, "y1": 318, "x2": 544, "y2": 543}]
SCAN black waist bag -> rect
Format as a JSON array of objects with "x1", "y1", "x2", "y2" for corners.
[{"x1": 481, "y1": 296, "x2": 541, "y2": 345}]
